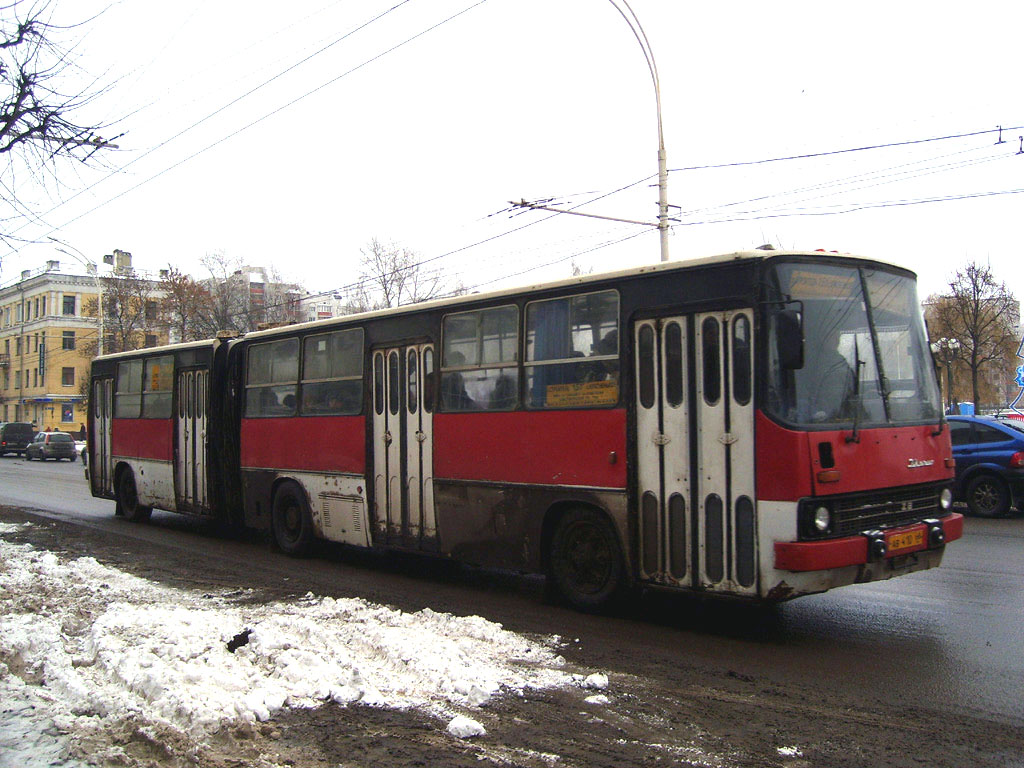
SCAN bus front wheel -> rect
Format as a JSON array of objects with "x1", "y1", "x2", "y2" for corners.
[
  {"x1": 117, "y1": 469, "x2": 152, "y2": 523},
  {"x1": 272, "y1": 481, "x2": 314, "y2": 556},
  {"x1": 548, "y1": 508, "x2": 625, "y2": 612}
]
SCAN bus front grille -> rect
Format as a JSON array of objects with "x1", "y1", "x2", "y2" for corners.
[{"x1": 832, "y1": 487, "x2": 942, "y2": 536}]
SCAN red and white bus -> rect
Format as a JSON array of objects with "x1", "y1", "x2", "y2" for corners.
[{"x1": 88, "y1": 250, "x2": 963, "y2": 609}]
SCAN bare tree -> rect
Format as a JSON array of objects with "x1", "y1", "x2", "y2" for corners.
[
  {"x1": 196, "y1": 251, "x2": 252, "y2": 335},
  {"x1": 80, "y1": 270, "x2": 162, "y2": 355},
  {"x1": 160, "y1": 265, "x2": 212, "y2": 342},
  {"x1": 343, "y1": 238, "x2": 463, "y2": 313},
  {"x1": 928, "y1": 262, "x2": 1019, "y2": 409},
  {"x1": 195, "y1": 251, "x2": 304, "y2": 335},
  {"x1": 0, "y1": 1, "x2": 114, "y2": 247}
]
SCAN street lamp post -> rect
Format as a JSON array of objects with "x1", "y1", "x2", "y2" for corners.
[
  {"x1": 48, "y1": 238, "x2": 105, "y2": 356},
  {"x1": 931, "y1": 338, "x2": 960, "y2": 413},
  {"x1": 606, "y1": 0, "x2": 670, "y2": 262}
]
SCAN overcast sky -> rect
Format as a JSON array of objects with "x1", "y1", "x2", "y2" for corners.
[{"x1": 3, "y1": 0, "x2": 1023, "y2": 303}]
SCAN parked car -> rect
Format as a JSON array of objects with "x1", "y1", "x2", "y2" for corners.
[
  {"x1": 0, "y1": 422, "x2": 35, "y2": 457},
  {"x1": 25, "y1": 431, "x2": 78, "y2": 462},
  {"x1": 948, "y1": 415, "x2": 1024, "y2": 517}
]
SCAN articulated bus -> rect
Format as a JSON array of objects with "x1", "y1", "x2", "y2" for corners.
[{"x1": 88, "y1": 250, "x2": 963, "y2": 609}]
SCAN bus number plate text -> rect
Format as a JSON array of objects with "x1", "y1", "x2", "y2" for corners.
[{"x1": 886, "y1": 529, "x2": 924, "y2": 555}]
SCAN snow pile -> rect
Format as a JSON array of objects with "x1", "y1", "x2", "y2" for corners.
[
  {"x1": 0, "y1": 537, "x2": 577, "y2": 742},
  {"x1": 446, "y1": 714, "x2": 486, "y2": 739}
]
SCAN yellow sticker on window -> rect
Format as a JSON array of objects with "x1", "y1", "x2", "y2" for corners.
[{"x1": 545, "y1": 380, "x2": 619, "y2": 408}]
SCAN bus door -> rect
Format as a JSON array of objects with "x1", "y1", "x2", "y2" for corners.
[
  {"x1": 694, "y1": 310, "x2": 757, "y2": 595},
  {"x1": 634, "y1": 318, "x2": 692, "y2": 587},
  {"x1": 175, "y1": 368, "x2": 209, "y2": 513},
  {"x1": 91, "y1": 377, "x2": 114, "y2": 496},
  {"x1": 371, "y1": 344, "x2": 436, "y2": 549},
  {"x1": 634, "y1": 311, "x2": 757, "y2": 595}
]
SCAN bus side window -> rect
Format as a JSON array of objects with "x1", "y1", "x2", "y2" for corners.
[
  {"x1": 245, "y1": 339, "x2": 298, "y2": 417},
  {"x1": 525, "y1": 290, "x2": 619, "y2": 409},
  {"x1": 300, "y1": 329, "x2": 363, "y2": 416},
  {"x1": 440, "y1": 305, "x2": 519, "y2": 412}
]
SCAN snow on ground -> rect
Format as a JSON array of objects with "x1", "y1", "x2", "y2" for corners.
[{"x1": 0, "y1": 523, "x2": 590, "y2": 763}]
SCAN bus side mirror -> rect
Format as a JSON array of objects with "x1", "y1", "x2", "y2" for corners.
[{"x1": 776, "y1": 309, "x2": 804, "y2": 370}]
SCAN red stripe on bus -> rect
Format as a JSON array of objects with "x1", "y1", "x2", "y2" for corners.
[
  {"x1": 111, "y1": 419, "x2": 173, "y2": 462},
  {"x1": 774, "y1": 513, "x2": 963, "y2": 571},
  {"x1": 433, "y1": 409, "x2": 628, "y2": 488},
  {"x1": 240, "y1": 416, "x2": 366, "y2": 474}
]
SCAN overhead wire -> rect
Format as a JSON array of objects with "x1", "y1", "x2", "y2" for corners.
[{"x1": 2, "y1": 0, "x2": 422, "y2": 253}]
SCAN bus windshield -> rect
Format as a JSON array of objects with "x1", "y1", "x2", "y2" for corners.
[{"x1": 764, "y1": 261, "x2": 941, "y2": 428}]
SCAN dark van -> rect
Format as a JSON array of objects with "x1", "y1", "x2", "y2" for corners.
[{"x1": 0, "y1": 422, "x2": 35, "y2": 456}]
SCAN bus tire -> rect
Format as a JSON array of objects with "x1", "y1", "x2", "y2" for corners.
[
  {"x1": 548, "y1": 508, "x2": 625, "y2": 612},
  {"x1": 965, "y1": 474, "x2": 1010, "y2": 517},
  {"x1": 272, "y1": 481, "x2": 314, "y2": 556},
  {"x1": 117, "y1": 468, "x2": 152, "y2": 523}
]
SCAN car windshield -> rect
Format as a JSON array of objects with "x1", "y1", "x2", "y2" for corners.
[{"x1": 763, "y1": 261, "x2": 942, "y2": 428}]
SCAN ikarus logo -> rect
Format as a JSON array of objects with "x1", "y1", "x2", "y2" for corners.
[{"x1": 908, "y1": 458, "x2": 935, "y2": 469}]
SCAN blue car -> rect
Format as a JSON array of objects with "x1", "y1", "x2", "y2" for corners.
[{"x1": 948, "y1": 415, "x2": 1024, "y2": 517}]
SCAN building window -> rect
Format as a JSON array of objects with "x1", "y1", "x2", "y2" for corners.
[
  {"x1": 144, "y1": 333, "x2": 157, "y2": 348},
  {"x1": 61, "y1": 403, "x2": 73, "y2": 423},
  {"x1": 62, "y1": 295, "x2": 75, "y2": 316},
  {"x1": 62, "y1": 367, "x2": 75, "y2": 387},
  {"x1": 15, "y1": 337, "x2": 21, "y2": 355},
  {"x1": 145, "y1": 300, "x2": 159, "y2": 322},
  {"x1": 32, "y1": 369, "x2": 37, "y2": 387},
  {"x1": 40, "y1": 296, "x2": 45, "y2": 316},
  {"x1": 62, "y1": 331, "x2": 75, "y2": 350}
]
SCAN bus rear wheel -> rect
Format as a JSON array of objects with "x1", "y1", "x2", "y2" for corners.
[
  {"x1": 117, "y1": 468, "x2": 152, "y2": 523},
  {"x1": 548, "y1": 508, "x2": 625, "y2": 612},
  {"x1": 272, "y1": 481, "x2": 314, "y2": 556}
]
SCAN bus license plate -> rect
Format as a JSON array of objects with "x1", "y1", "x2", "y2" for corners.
[{"x1": 886, "y1": 529, "x2": 924, "y2": 555}]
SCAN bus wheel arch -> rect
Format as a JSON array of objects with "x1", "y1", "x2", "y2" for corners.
[
  {"x1": 271, "y1": 478, "x2": 315, "y2": 556},
  {"x1": 114, "y1": 463, "x2": 152, "y2": 523},
  {"x1": 543, "y1": 502, "x2": 627, "y2": 612}
]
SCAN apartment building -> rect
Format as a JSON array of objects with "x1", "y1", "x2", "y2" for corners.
[{"x1": 0, "y1": 260, "x2": 168, "y2": 431}]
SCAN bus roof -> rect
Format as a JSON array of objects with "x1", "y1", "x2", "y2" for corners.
[{"x1": 92, "y1": 248, "x2": 903, "y2": 359}]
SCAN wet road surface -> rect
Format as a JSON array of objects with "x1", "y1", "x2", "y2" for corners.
[{"x1": 2, "y1": 455, "x2": 1023, "y2": 766}]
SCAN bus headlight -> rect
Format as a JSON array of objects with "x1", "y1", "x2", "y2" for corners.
[
  {"x1": 939, "y1": 488, "x2": 953, "y2": 510},
  {"x1": 813, "y1": 506, "x2": 831, "y2": 532}
]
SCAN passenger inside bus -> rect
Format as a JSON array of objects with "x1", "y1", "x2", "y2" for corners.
[{"x1": 441, "y1": 352, "x2": 474, "y2": 410}]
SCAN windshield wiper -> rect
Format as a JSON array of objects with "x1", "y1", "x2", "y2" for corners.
[{"x1": 846, "y1": 337, "x2": 866, "y2": 444}]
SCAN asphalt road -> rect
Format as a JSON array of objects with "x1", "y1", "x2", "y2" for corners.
[{"x1": 2, "y1": 455, "x2": 1023, "y2": 767}]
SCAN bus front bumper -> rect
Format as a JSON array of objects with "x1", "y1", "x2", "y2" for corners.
[{"x1": 773, "y1": 513, "x2": 964, "y2": 572}]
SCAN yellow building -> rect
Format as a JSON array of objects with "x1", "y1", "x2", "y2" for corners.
[{"x1": 0, "y1": 264, "x2": 104, "y2": 432}]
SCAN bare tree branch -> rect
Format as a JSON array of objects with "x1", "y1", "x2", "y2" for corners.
[{"x1": 927, "y1": 262, "x2": 1019, "y2": 409}]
